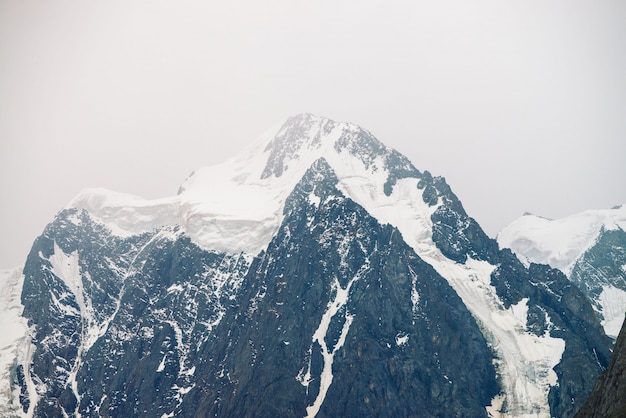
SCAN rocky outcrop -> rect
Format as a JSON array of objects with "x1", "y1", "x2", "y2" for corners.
[{"x1": 575, "y1": 315, "x2": 626, "y2": 418}]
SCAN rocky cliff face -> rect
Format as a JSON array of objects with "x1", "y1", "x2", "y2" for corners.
[
  {"x1": 569, "y1": 227, "x2": 626, "y2": 338},
  {"x1": 575, "y1": 316, "x2": 626, "y2": 418},
  {"x1": 5, "y1": 114, "x2": 613, "y2": 417}
]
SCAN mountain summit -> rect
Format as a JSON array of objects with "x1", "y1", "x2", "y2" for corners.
[
  {"x1": 69, "y1": 113, "x2": 419, "y2": 256},
  {"x1": 3, "y1": 114, "x2": 612, "y2": 417}
]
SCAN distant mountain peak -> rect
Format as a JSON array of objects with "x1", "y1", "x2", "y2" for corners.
[
  {"x1": 499, "y1": 205, "x2": 626, "y2": 273},
  {"x1": 498, "y1": 205, "x2": 626, "y2": 338}
]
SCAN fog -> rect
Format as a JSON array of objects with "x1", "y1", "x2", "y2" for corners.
[{"x1": 1, "y1": 0, "x2": 625, "y2": 267}]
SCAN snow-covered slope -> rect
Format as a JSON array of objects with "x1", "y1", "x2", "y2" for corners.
[
  {"x1": 0, "y1": 267, "x2": 34, "y2": 417},
  {"x1": 498, "y1": 206, "x2": 626, "y2": 338},
  {"x1": 69, "y1": 114, "x2": 417, "y2": 258},
  {"x1": 69, "y1": 116, "x2": 358, "y2": 255}
]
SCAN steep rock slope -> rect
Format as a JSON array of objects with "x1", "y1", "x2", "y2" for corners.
[
  {"x1": 575, "y1": 316, "x2": 626, "y2": 418},
  {"x1": 7, "y1": 113, "x2": 612, "y2": 417},
  {"x1": 498, "y1": 207, "x2": 626, "y2": 338}
]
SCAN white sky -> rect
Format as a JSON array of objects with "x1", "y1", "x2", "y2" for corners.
[{"x1": 1, "y1": 0, "x2": 625, "y2": 268}]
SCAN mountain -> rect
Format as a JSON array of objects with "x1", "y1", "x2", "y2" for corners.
[
  {"x1": 574, "y1": 316, "x2": 626, "y2": 418},
  {"x1": 498, "y1": 207, "x2": 626, "y2": 339},
  {"x1": 2, "y1": 113, "x2": 612, "y2": 417}
]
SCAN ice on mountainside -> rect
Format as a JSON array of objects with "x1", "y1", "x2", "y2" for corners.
[
  {"x1": 303, "y1": 266, "x2": 365, "y2": 418},
  {"x1": 598, "y1": 286, "x2": 626, "y2": 338}
]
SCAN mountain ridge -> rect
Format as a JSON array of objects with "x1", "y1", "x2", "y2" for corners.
[
  {"x1": 1, "y1": 113, "x2": 613, "y2": 417},
  {"x1": 575, "y1": 315, "x2": 626, "y2": 418},
  {"x1": 67, "y1": 113, "x2": 418, "y2": 257}
]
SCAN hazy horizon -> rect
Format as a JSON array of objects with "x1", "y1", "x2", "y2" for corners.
[{"x1": 1, "y1": 0, "x2": 625, "y2": 268}]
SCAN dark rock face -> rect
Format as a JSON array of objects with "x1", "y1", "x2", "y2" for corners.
[
  {"x1": 21, "y1": 209, "x2": 153, "y2": 417},
  {"x1": 527, "y1": 263, "x2": 613, "y2": 418},
  {"x1": 575, "y1": 316, "x2": 626, "y2": 418},
  {"x1": 14, "y1": 364, "x2": 29, "y2": 413},
  {"x1": 418, "y1": 172, "x2": 499, "y2": 264},
  {"x1": 20, "y1": 209, "x2": 251, "y2": 417},
  {"x1": 75, "y1": 232, "x2": 250, "y2": 417}
]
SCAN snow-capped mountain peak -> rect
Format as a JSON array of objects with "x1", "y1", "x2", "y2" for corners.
[
  {"x1": 68, "y1": 113, "x2": 420, "y2": 257},
  {"x1": 498, "y1": 206, "x2": 626, "y2": 274},
  {"x1": 14, "y1": 114, "x2": 609, "y2": 417}
]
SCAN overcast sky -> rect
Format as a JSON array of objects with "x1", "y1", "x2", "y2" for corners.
[{"x1": 1, "y1": 0, "x2": 625, "y2": 268}]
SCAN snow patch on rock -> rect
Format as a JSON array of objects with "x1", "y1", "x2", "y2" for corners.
[
  {"x1": 49, "y1": 243, "x2": 86, "y2": 416},
  {"x1": 302, "y1": 261, "x2": 369, "y2": 418},
  {"x1": 598, "y1": 286, "x2": 626, "y2": 339}
]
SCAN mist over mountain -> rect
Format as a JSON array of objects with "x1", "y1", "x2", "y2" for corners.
[{"x1": 0, "y1": 114, "x2": 617, "y2": 417}]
